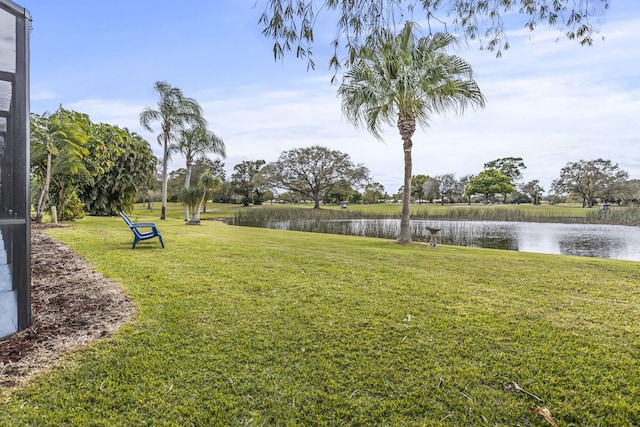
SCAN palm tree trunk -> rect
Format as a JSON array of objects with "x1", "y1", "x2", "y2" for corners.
[
  {"x1": 161, "y1": 135, "x2": 169, "y2": 220},
  {"x1": 183, "y1": 163, "x2": 192, "y2": 221},
  {"x1": 188, "y1": 192, "x2": 207, "y2": 225},
  {"x1": 398, "y1": 141, "x2": 413, "y2": 243},
  {"x1": 398, "y1": 114, "x2": 416, "y2": 244}
]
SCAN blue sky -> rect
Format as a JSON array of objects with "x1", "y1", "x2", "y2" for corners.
[{"x1": 23, "y1": 1, "x2": 640, "y2": 194}]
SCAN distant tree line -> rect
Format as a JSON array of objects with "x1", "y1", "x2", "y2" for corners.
[
  {"x1": 401, "y1": 157, "x2": 636, "y2": 208},
  {"x1": 30, "y1": 107, "x2": 639, "y2": 224}
]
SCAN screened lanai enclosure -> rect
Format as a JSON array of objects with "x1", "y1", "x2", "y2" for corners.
[{"x1": 0, "y1": 0, "x2": 30, "y2": 339}]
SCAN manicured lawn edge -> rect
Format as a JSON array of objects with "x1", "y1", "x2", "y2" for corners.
[{"x1": 2, "y1": 212, "x2": 639, "y2": 425}]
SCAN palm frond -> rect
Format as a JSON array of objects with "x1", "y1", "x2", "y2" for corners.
[{"x1": 339, "y1": 20, "x2": 485, "y2": 138}]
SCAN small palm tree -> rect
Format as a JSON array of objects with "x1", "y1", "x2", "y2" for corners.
[
  {"x1": 188, "y1": 171, "x2": 221, "y2": 225},
  {"x1": 140, "y1": 81, "x2": 205, "y2": 220},
  {"x1": 178, "y1": 186, "x2": 203, "y2": 220},
  {"x1": 175, "y1": 124, "x2": 225, "y2": 220},
  {"x1": 338, "y1": 22, "x2": 485, "y2": 243}
]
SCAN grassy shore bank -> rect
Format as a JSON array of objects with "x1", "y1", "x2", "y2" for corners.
[
  {"x1": 233, "y1": 204, "x2": 640, "y2": 246},
  {"x1": 2, "y1": 207, "x2": 639, "y2": 425},
  {"x1": 327, "y1": 202, "x2": 640, "y2": 226}
]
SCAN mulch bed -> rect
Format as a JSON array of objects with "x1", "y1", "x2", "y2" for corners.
[{"x1": 0, "y1": 224, "x2": 135, "y2": 389}]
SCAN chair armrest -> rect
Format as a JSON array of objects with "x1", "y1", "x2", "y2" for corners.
[{"x1": 132, "y1": 222, "x2": 158, "y2": 228}]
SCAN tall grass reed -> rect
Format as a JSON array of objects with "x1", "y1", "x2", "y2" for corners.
[{"x1": 233, "y1": 208, "x2": 514, "y2": 245}]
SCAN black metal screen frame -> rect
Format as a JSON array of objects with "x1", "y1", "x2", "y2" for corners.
[{"x1": 0, "y1": 0, "x2": 31, "y2": 334}]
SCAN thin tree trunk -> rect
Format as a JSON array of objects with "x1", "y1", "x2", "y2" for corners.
[
  {"x1": 188, "y1": 193, "x2": 207, "y2": 225},
  {"x1": 57, "y1": 182, "x2": 65, "y2": 221},
  {"x1": 161, "y1": 135, "x2": 169, "y2": 220},
  {"x1": 183, "y1": 162, "x2": 192, "y2": 221},
  {"x1": 36, "y1": 153, "x2": 53, "y2": 224}
]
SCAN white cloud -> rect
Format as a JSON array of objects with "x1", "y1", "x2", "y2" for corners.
[
  {"x1": 67, "y1": 99, "x2": 144, "y2": 123},
  {"x1": 26, "y1": 3, "x2": 640, "y2": 196}
]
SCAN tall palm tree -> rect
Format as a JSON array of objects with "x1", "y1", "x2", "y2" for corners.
[
  {"x1": 140, "y1": 81, "x2": 205, "y2": 220},
  {"x1": 338, "y1": 22, "x2": 485, "y2": 243},
  {"x1": 175, "y1": 124, "x2": 226, "y2": 220}
]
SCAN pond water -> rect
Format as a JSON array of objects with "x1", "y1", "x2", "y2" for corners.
[{"x1": 263, "y1": 219, "x2": 640, "y2": 262}]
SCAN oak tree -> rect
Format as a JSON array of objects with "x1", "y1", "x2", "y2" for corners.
[
  {"x1": 551, "y1": 159, "x2": 628, "y2": 207},
  {"x1": 267, "y1": 145, "x2": 370, "y2": 209},
  {"x1": 465, "y1": 169, "x2": 514, "y2": 202}
]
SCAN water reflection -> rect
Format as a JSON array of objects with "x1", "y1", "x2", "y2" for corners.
[
  {"x1": 413, "y1": 220, "x2": 640, "y2": 261},
  {"x1": 265, "y1": 219, "x2": 640, "y2": 261}
]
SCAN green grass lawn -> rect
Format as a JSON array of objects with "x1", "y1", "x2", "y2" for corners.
[{"x1": 2, "y1": 208, "x2": 640, "y2": 425}]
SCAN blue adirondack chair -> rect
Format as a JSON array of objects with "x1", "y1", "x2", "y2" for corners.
[{"x1": 119, "y1": 211, "x2": 165, "y2": 249}]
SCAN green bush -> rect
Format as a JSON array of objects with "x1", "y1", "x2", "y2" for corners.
[{"x1": 61, "y1": 192, "x2": 85, "y2": 220}]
